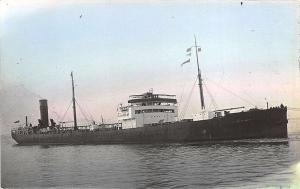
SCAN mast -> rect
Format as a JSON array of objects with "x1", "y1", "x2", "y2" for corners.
[
  {"x1": 194, "y1": 36, "x2": 205, "y2": 110},
  {"x1": 71, "y1": 72, "x2": 78, "y2": 130}
]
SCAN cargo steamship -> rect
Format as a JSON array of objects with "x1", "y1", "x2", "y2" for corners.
[{"x1": 11, "y1": 39, "x2": 288, "y2": 144}]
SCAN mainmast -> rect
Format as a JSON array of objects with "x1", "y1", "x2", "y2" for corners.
[
  {"x1": 194, "y1": 36, "x2": 205, "y2": 110},
  {"x1": 71, "y1": 72, "x2": 78, "y2": 130}
]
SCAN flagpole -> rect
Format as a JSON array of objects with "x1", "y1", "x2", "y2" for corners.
[{"x1": 194, "y1": 35, "x2": 205, "y2": 110}]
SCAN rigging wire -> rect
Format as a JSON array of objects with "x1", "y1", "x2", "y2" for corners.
[
  {"x1": 59, "y1": 100, "x2": 73, "y2": 123},
  {"x1": 75, "y1": 100, "x2": 92, "y2": 124},
  {"x1": 75, "y1": 97, "x2": 95, "y2": 121},
  {"x1": 205, "y1": 77, "x2": 255, "y2": 107},
  {"x1": 241, "y1": 90, "x2": 260, "y2": 106},
  {"x1": 180, "y1": 77, "x2": 197, "y2": 119},
  {"x1": 51, "y1": 111, "x2": 62, "y2": 122},
  {"x1": 203, "y1": 81, "x2": 217, "y2": 111},
  {"x1": 177, "y1": 77, "x2": 189, "y2": 113}
]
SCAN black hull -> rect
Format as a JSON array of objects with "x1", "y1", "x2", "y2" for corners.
[{"x1": 12, "y1": 107, "x2": 288, "y2": 145}]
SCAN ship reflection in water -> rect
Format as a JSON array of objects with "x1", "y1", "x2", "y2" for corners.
[{"x1": 2, "y1": 133, "x2": 300, "y2": 188}]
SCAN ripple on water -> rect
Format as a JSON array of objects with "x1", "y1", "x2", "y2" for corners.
[{"x1": 1, "y1": 135, "x2": 300, "y2": 188}]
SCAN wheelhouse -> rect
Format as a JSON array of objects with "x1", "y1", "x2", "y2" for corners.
[{"x1": 117, "y1": 91, "x2": 178, "y2": 129}]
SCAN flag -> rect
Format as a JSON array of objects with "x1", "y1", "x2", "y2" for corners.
[
  {"x1": 186, "y1": 52, "x2": 191, "y2": 57},
  {"x1": 198, "y1": 47, "x2": 201, "y2": 52},
  {"x1": 14, "y1": 120, "x2": 20, "y2": 123},
  {"x1": 186, "y1": 47, "x2": 192, "y2": 53},
  {"x1": 181, "y1": 59, "x2": 190, "y2": 66}
]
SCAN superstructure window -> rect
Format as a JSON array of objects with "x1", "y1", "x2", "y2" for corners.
[
  {"x1": 135, "y1": 109, "x2": 175, "y2": 114},
  {"x1": 145, "y1": 109, "x2": 152, "y2": 113}
]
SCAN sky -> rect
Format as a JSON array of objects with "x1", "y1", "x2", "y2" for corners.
[{"x1": 0, "y1": 0, "x2": 299, "y2": 133}]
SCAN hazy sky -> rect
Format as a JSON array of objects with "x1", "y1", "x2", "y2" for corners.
[{"x1": 0, "y1": 0, "x2": 299, "y2": 129}]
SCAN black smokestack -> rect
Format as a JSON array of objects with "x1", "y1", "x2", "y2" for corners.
[{"x1": 39, "y1": 99, "x2": 49, "y2": 128}]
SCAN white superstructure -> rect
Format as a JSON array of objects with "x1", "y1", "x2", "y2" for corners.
[{"x1": 117, "y1": 91, "x2": 178, "y2": 129}]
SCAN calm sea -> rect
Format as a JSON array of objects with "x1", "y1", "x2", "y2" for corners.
[{"x1": 1, "y1": 132, "x2": 300, "y2": 188}]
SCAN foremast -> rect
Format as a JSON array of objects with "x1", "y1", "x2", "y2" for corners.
[
  {"x1": 193, "y1": 36, "x2": 205, "y2": 110},
  {"x1": 71, "y1": 72, "x2": 78, "y2": 130}
]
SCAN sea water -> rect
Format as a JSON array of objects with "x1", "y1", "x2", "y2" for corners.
[{"x1": 1, "y1": 132, "x2": 300, "y2": 188}]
